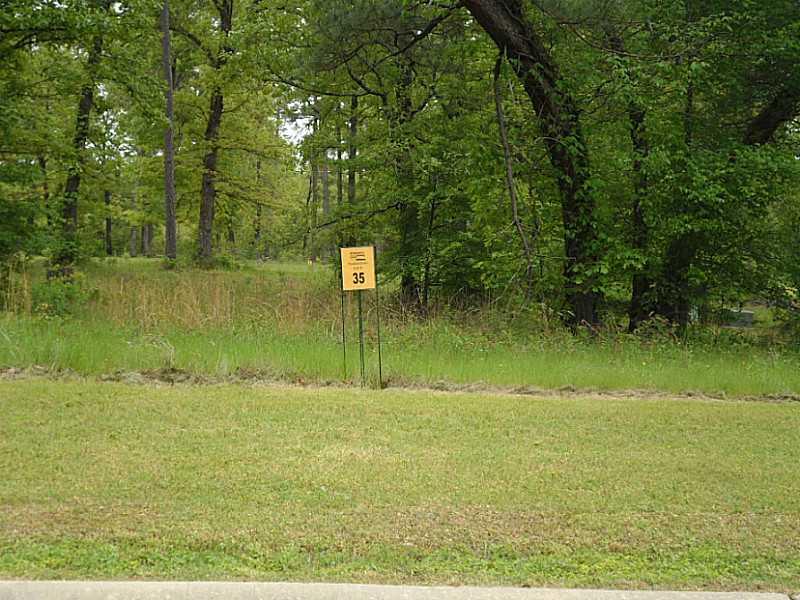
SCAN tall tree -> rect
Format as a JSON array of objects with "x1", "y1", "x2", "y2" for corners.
[
  {"x1": 58, "y1": 1, "x2": 110, "y2": 265},
  {"x1": 198, "y1": 0, "x2": 233, "y2": 262},
  {"x1": 161, "y1": 0, "x2": 178, "y2": 260},
  {"x1": 463, "y1": 0, "x2": 602, "y2": 325},
  {"x1": 172, "y1": 0, "x2": 235, "y2": 261}
]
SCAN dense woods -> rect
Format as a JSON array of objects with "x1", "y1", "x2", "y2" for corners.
[{"x1": 2, "y1": 0, "x2": 799, "y2": 329}]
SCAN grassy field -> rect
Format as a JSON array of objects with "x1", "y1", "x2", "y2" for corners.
[
  {"x1": 1, "y1": 379, "x2": 798, "y2": 590},
  {"x1": 1, "y1": 257, "x2": 799, "y2": 398},
  {"x1": 2, "y1": 258, "x2": 798, "y2": 591}
]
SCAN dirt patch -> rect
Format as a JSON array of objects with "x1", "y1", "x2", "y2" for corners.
[
  {"x1": 389, "y1": 376, "x2": 800, "y2": 405},
  {"x1": 1, "y1": 365, "x2": 798, "y2": 404}
]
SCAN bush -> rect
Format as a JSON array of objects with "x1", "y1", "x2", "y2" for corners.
[
  {"x1": 31, "y1": 271, "x2": 95, "y2": 317},
  {"x1": 195, "y1": 252, "x2": 243, "y2": 271}
]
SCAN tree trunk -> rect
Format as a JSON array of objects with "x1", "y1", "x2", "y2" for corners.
[
  {"x1": 253, "y1": 158, "x2": 262, "y2": 257},
  {"x1": 744, "y1": 88, "x2": 800, "y2": 145},
  {"x1": 198, "y1": 90, "x2": 223, "y2": 261},
  {"x1": 129, "y1": 228, "x2": 138, "y2": 258},
  {"x1": 302, "y1": 174, "x2": 312, "y2": 254},
  {"x1": 626, "y1": 100, "x2": 653, "y2": 332},
  {"x1": 347, "y1": 95, "x2": 358, "y2": 207},
  {"x1": 322, "y1": 159, "x2": 330, "y2": 216},
  {"x1": 129, "y1": 190, "x2": 138, "y2": 257},
  {"x1": 38, "y1": 155, "x2": 50, "y2": 227},
  {"x1": 104, "y1": 190, "x2": 113, "y2": 256},
  {"x1": 463, "y1": 0, "x2": 602, "y2": 326},
  {"x1": 393, "y1": 58, "x2": 423, "y2": 310},
  {"x1": 421, "y1": 196, "x2": 437, "y2": 316},
  {"x1": 196, "y1": 0, "x2": 232, "y2": 263},
  {"x1": 321, "y1": 158, "x2": 331, "y2": 258},
  {"x1": 336, "y1": 125, "x2": 344, "y2": 207},
  {"x1": 161, "y1": 0, "x2": 177, "y2": 260},
  {"x1": 146, "y1": 223, "x2": 155, "y2": 256},
  {"x1": 58, "y1": 33, "x2": 104, "y2": 265},
  {"x1": 605, "y1": 32, "x2": 654, "y2": 332},
  {"x1": 309, "y1": 153, "x2": 319, "y2": 263},
  {"x1": 655, "y1": 235, "x2": 698, "y2": 328},
  {"x1": 254, "y1": 202, "x2": 262, "y2": 254},
  {"x1": 398, "y1": 200, "x2": 421, "y2": 308}
]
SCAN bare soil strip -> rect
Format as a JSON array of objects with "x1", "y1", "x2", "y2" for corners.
[{"x1": 1, "y1": 365, "x2": 797, "y2": 404}]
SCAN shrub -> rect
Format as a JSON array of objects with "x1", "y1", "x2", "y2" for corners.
[{"x1": 31, "y1": 271, "x2": 95, "y2": 317}]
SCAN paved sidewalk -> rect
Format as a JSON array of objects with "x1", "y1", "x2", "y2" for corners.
[{"x1": 0, "y1": 582, "x2": 791, "y2": 600}]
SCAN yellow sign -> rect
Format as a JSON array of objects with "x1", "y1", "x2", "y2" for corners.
[{"x1": 341, "y1": 246, "x2": 376, "y2": 291}]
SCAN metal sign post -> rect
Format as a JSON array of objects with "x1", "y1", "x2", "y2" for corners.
[
  {"x1": 340, "y1": 246, "x2": 382, "y2": 388},
  {"x1": 357, "y1": 290, "x2": 366, "y2": 384},
  {"x1": 340, "y1": 290, "x2": 347, "y2": 381},
  {"x1": 374, "y1": 248, "x2": 383, "y2": 388}
]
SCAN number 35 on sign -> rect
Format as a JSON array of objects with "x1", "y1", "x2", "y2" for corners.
[{"x1": 341, "y1": 246, "x2": 376, "y2": 291}]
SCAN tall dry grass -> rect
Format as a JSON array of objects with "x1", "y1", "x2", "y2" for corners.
[
  {"x1": 5, "y1": 260, "x2": 381, "y2": 334},
  {"x1": 92, "y1": 271, "x2": 343, "y2": 331},
  {"x1": 2, "y1": 259, "x2": 32, "y2": 314}
]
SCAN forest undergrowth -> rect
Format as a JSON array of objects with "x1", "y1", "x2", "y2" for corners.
[{"x1": 1, "y1": 257, "x2": 798, "y2": 398}]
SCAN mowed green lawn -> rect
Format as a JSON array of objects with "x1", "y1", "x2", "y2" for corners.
[{"x1": 1, "y1": 379, "x2": 798, "y2": 591}]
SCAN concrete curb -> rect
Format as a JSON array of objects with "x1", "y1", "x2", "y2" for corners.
[{"x1": 0, "y1": 582, "x2": 790, "y2": 600}]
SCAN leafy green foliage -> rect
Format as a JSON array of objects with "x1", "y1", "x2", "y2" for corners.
[
  {"x1": 0, "y1": 0, "x2": 798, "y2": 330},
  {"x1": 30, "y1": 272, "x2": 95, "y2": 317}
]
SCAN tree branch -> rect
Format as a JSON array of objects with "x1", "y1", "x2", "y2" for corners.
[
  {"x1": 170, "y1": 23, "x2": 216, "y2": 65},
  {"x1": 744, "y1": 86, "x2": 800, "y2": 145},
  {"x1": 494, "y1": 55, "x2": 535, "y2": 297}
]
